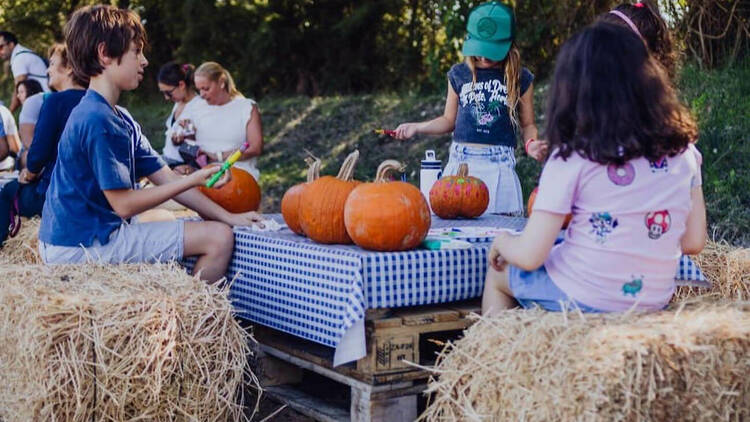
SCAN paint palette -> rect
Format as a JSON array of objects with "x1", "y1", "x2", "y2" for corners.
[{"x1": 427, "y1": 226, "x2": 520, "y2": 243}]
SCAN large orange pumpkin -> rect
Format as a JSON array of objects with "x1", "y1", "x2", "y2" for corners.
[
  {"x1": 527, "y1": 187, "x2": 572, "y2": 228},
  {"x1": 429, "y1": 163, "x2": 489, "y2": 219},
  {"x1": 345, "y1": 160, "x2": 431, "y2": 251},
  {"x1": 199, "y1": 167, "x2": 261, "y2": 213},
  {"x1": 281, "y1": 158, "x2": 320, "y2": 235},
  {"x1": 299, "y1": 151, "x2": 360, "y2": 244}
]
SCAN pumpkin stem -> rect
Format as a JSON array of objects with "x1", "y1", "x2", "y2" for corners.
[
  {"x1": 336, "y1": 150, "x2": 360, "y2": 181},
  {"x1": 457, "y1": 163, "x2": 469, "y2": 178},
  {"x1": 375, "y1": 160, "x2": 406, "y2": 183},
  {"x1": 305, "y1": 157, "x2": 321, "y2": 183}
]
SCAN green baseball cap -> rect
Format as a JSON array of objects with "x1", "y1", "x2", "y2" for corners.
[{"x1": 462, "y1": 1, "x2": 516, "y2": 61}]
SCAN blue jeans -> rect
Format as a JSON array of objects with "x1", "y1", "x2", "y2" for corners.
[
  {"x1": 508, "y1": 265, "x2": 602, "y2": 313},
  {"x1": 0, "y1": 180, "x2": 45, "y2": 246}
]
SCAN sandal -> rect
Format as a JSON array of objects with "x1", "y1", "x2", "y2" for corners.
[{"x1": 8, "y1": 195, "x2": 21, "y2": 238}]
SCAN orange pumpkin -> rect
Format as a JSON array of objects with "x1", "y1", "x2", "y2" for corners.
[
  {"x1": 199, "y1": 167, "x2": 261, "y2": 213},
  {"x1": 429, "y1": 163, "x2": 489, "y2": 219},
  {"x1": 345, "y1": 160, "x2": 430, "y2": 251},
  {"x1": 299, "y1": 151, "x2": 360, "y2": 244},
  {"x1": 527, "y1": 187, "x2": 572, "y2": 228},
  {"x1": 281, "y1": 158, "x2": 321, "y2": 235}
]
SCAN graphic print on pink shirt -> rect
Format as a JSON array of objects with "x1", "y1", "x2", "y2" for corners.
[
  {"x1": 606, "y1": 163, "x2": 636, "y2": 186},
  {"x1": 649, "y1": 157, "x2": 669, "y2": 173},
  {"x1": 589, "y1": 212, "x2": 619, "y2": 244},
  {"x1": 645, "y1": 210, "x2": 671, "y2": 240},
  {"x1": 622, "y1": 275, "x2": 644, "y2": 297}
]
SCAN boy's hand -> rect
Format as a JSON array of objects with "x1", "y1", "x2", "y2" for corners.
[
  {"x1": 223, "y1": 211, "x2": 265, "y2": 228},
  {"x1": 488, "y1": 232, "x2": 510, "y2": 272},
  {"x1": 18, "y1": 168, "x2": 39, "y2": 184},
  {"x1": 189, "y1": 164, "x2": 232, "y2": 188},
  {"x1": 526, "y1": 139, "x2": 549, "y2": 162},
  {"x1": 393, "y1": 123, "x2": 418, "y2": 140}
]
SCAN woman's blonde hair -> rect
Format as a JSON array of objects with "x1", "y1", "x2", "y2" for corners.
[
  {"x1": 195, "y1": 61, "x2": 243, "y2": 98},
  {"x1": 465, "y1": 44, "x2": 522, "y2": 130}
]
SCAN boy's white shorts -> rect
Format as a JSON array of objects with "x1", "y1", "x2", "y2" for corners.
[{"x1": 39, "y1": 219, "x2": 184, "y2": 265}]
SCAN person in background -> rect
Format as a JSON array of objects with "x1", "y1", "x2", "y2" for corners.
[
  {"x1": 392, "y1": 1, "x2": 545, "y2": 216},
  {"x1": 0, "y1": 43, "x2": 88, "y2": 246},
  {"x1": 0, "y1": 31, "x2": 49, "y2": 112},
  {"x1": 482, "y1": 23, "x2": 705, "y2": 316},
  {"x1": 156, "y1": 61, "x2": 206, "y2": 173},
  {"x1": 0, "y1": 103, "x2": 20, "y2": 169},
  {"x1": 191, "y1": 61, "x2": 263, "y2": 181},
  {"x1": 16, "y1": 79, "x2": 45, "y2": 163},
  {"x1": 599, "y1": 0, "x2": 677, "y2": 79}
]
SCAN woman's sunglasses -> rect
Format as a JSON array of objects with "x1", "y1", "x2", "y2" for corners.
[{"x1": 160, "y1": 86, "x2": 178, "y2": 99}]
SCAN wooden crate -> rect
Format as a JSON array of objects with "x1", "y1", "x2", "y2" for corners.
[{"x1": 250, "y1": 299, "x2": 480, "y2": 421}]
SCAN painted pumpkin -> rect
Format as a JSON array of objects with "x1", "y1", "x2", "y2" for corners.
[
  {"x1": 527, "y1": 187, "x2": 572, "y2": 229},
  {"x1": 199, "y1": 167, "x2": 261, "y2": 213},
  {"x1": 299, "y1": 151, "x2": 360, "y2": 244},
  {"x1": 345, "y1": 160, "x2": 430, "y2": 251},
  {"x1": 429, "y1": 163, "x2": 489, "y2": 219},
  {"x1": 281, "y1": 157, "x2": 321, "y2": 235}
]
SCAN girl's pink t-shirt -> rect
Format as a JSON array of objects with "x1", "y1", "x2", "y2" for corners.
[{"x1": 533, "y1": 145, "x2": 702, "y2": 311}]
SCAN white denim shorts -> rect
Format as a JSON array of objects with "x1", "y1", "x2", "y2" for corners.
[
  {"x1": 443, "y1": 142, "x2": 524, "y2": 215},
  {"x1": 39, "y1": 219, "x2": 185, "y2": 265}
]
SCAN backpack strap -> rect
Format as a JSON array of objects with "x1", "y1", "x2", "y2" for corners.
[{"x1": 13, "y1": 50, "x2": 49, "y2": 80}]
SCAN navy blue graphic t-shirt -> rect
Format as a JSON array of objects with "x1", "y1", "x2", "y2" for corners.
[{"x1": 448, "y1": 63, "x2": 534, "y2": 147}]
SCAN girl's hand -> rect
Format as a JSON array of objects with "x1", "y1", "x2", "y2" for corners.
[
  {"x1": 393, "y1": 123, "x2": 419, "y2": 140},
  {"x1": 18, "y1": 168, "x2": 38, "y2": 184},
  {"x1": 171, "y1": 131, "x2": 185, "y2": 145},
  {"x1": 188, "y1": 164, "x2": 232, "y2": 188},
  {"x1": 488, "y1": 232, "x2": 510, "y2": 272},
  {"x1": 526, "y1": 139, "x2": 549, "y2": 162},
  {"x1": 223, "y1": 211, "x2": 265, "y2": 228}
]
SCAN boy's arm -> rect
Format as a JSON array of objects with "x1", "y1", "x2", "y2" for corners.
[
  {"x1": 103, "y1": 166, "x2": 220, "y2": 219},
  {"x1": 146, "y1": 166, "x2": 263, "y2": 226},
  {"x1": 681, "y1": 186, "x2": 707, "y2": 255},
  {"x1": 490, "y1": 210, "x2": 565, "y2": 271}
]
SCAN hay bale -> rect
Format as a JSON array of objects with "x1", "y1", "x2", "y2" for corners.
[
  {"x1": 421, "y1": 301, "x2": 750, "y2": 421},
  {"x1": 0, "y1": 216, "x2": 41, "y2": 264},
  {"x1": 674, "y1": 240, "x2": 750, "y2": 302},
  {"x1": 0, "y1": 263, "x2": 259, "y2": 421}
]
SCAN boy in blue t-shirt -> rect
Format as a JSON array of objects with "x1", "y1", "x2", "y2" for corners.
[{"x1": 38, "y1": 5, "x2": 261, "y2": 282}]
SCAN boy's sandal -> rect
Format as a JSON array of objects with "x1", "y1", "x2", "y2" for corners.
[{"x1": 8, "y1": 195, "x2": 21, "y2": 238}]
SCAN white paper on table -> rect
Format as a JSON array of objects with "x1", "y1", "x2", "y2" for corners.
[{"x1": 333, "y1": 318, "x2": 366, "y2": 366}]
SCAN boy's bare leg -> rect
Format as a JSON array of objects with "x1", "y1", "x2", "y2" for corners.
[
  {"x1": 482, "y1": 265, "x2": 517, "y2": 317},
  {"x1": 183, "y1": 221, "x2": 234, "y2": 283}
]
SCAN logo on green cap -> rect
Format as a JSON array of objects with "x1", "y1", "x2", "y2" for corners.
[{"x1": 477, "y1": 17, "x2": 498, "y2": 39}]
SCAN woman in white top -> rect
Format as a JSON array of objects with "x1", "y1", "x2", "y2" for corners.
[
  {"x1": 192, "y1": 61, "x2": 262, "y2": 180},
  {"x1": 157, "y1": 62, "x2": 207, "y2": 173}
]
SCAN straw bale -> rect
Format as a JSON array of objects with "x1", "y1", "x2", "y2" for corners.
[
  {"x1": 421, "y1": 300, "x2": 750, "y2": 421},
  {"x1": 674, "y1": 240, "x2": 750, "y2": 302},
  {"x1": 0, "y1": 263, "x2": 259, "y2": 421},
  {"x1": 0, "y1": 216, "x2": 41, "y2": 265}
]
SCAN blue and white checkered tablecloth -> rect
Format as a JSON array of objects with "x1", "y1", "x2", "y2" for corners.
[{"x1": 185, "y1": 213, "x2": 705, "y2": 365}]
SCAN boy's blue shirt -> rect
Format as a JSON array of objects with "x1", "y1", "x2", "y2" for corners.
[{"x1": 39, "y1": 89, "x2": 165, "y2": 247}]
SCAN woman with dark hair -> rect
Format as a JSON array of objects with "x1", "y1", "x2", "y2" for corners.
[
  {"x1": 16, "y1": 78, "x2": 44, "y2": 156},
  {"x1": 599, "y1": 0, "x2": 677, "y2": 78},
  {"x1": 157, "y1": 61, "x2": 206, "y2": 172},
  {"x1": 0, "y1": 43, "x2": 87, "y2": 246},
  {"x1": 482, "y1": 22, "x2": 705, "y2": 315}
]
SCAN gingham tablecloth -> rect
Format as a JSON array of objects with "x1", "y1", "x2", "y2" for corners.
[{"x1": 185, "y1": 214, "x2": 705, "y2": 365}]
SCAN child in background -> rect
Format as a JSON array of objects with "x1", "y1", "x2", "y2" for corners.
[
  {"x1": 600, "y1": 0, "x2": 677, "y2": 79},
  {"x1": 482, "y1": 22, "x2": 706, "y2": 315},
  {"x1": 38, "y1": 5, "x2": 262, "y2": 282},
  {"x1": 393, "y1": 1, "x2": 545, "y2": 216}
]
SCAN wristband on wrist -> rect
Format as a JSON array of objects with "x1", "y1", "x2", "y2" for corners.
[{"x1": 524, "y1": 138, "x2": 535, "y2": 155}]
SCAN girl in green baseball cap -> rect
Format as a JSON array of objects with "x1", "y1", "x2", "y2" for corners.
[{"x1": 392, "y1": 1, "x2": 544, "y2": 217}]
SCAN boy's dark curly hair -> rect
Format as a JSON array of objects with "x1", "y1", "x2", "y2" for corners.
[{"x1": 545, "y1": 22, "x2": 697, "y2": 166}]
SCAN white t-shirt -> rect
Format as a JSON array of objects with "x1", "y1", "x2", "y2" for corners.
[
  {"x1": 163, "y1": 95, "x2": 207, "y2": 163},
  {"x1": 192, "y1": 96, "x2": 259, "y2": 180},
  {"x1": 0, "y1": 105, "x2": 18, "y2": 136},
  {"x1": 10, "y1": 44, "x2": 50, "y2": 92},
  {"x1": 19, "y1": 92, "x2": 45, "y2": 124}
]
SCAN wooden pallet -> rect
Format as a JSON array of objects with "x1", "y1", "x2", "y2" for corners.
[{"x1": 250, "y1": 299, "x2": 480, "y2": 421}]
